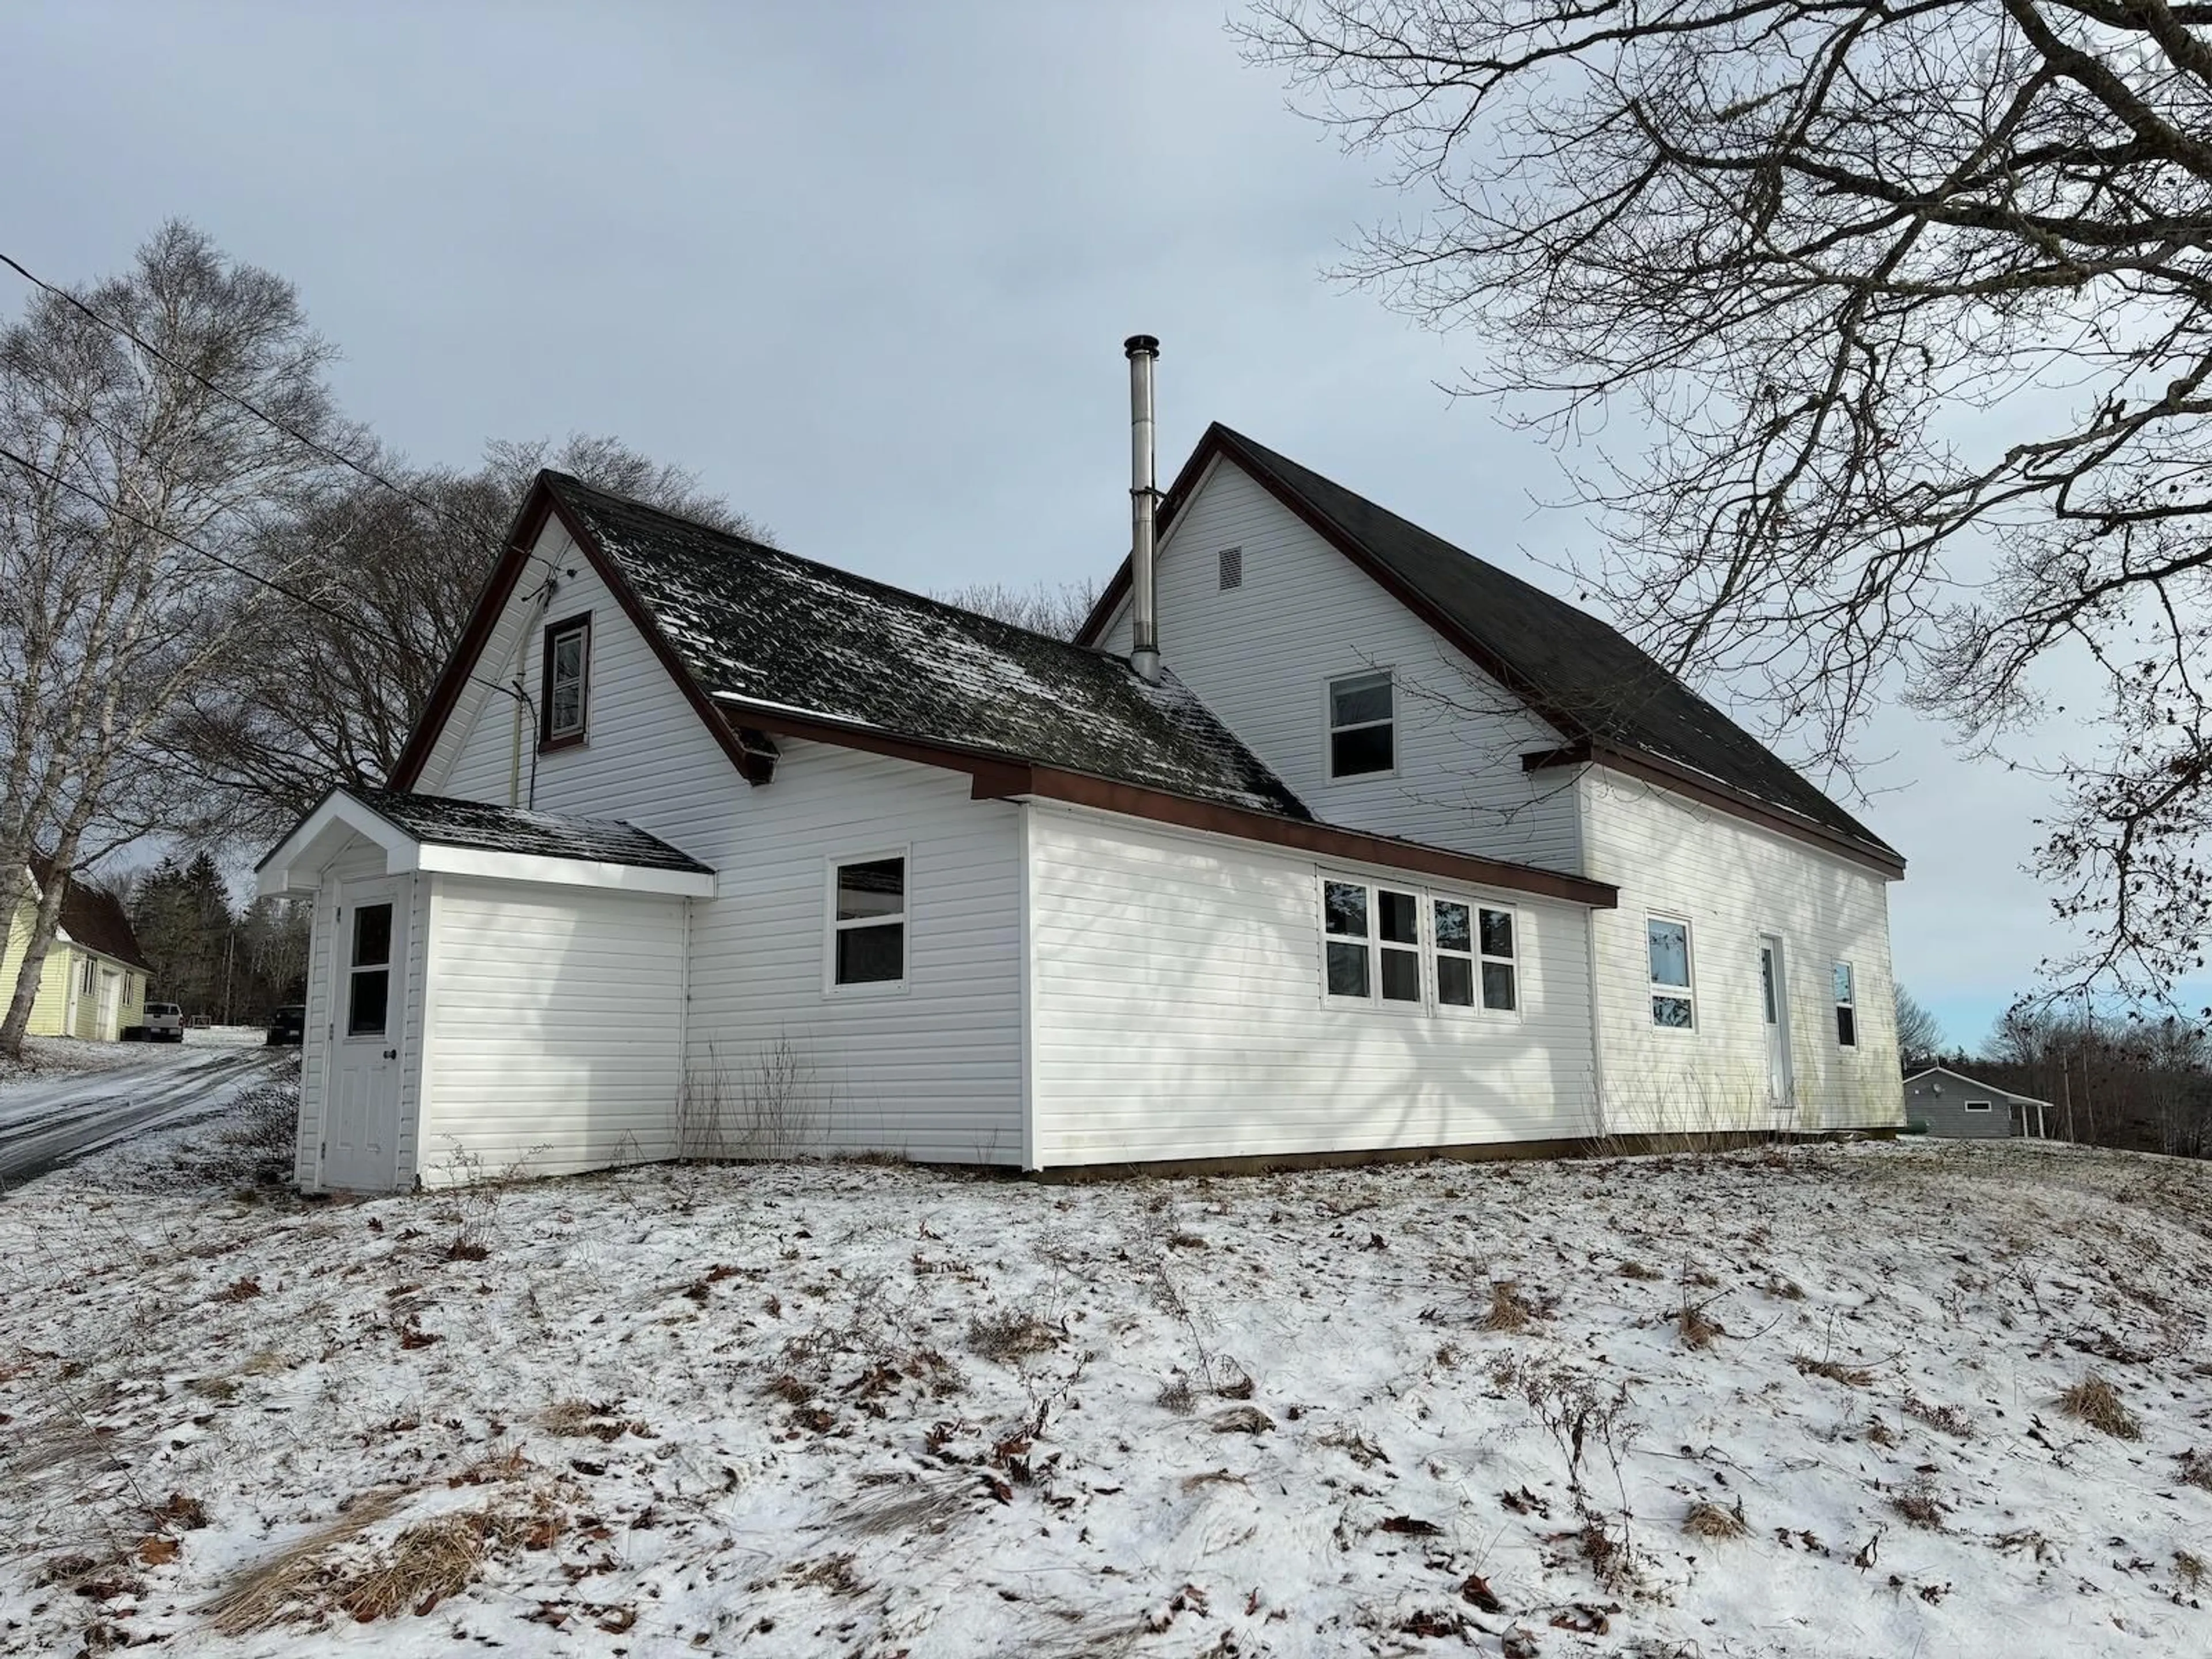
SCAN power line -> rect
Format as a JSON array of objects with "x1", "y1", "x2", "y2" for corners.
[
  {"x1": 0, "y1": 248, "x2": 462, "y2": 530},
  {"x1": 0, "y1": 438, "x2": 525, "y2": 712}
]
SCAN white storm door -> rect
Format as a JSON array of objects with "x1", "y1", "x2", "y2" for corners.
[
  {"x1": 327, "y1": 881, "x2": 406, "y2": 1190},
  {"x1": 1758, "y1": 936, "x2": 1794, "y2": 1109}
]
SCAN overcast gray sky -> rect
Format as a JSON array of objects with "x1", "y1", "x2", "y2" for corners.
[{"x1": 4, "y1": 1, "x2": 2156, "y2": 1051}]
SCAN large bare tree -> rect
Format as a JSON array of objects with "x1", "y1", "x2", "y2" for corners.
[
  {"x1": 1243, "y1": 1, "x2": 2212, "y2": 1003},
  {"x1": 168, "y1": 434, "x2": 772, "y2": 838},
  {"x1": 0, "y1": 222, "x2": 346, "y2": 1057}
]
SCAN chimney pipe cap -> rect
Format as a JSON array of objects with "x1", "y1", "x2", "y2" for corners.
[{"x1": 1123, "y1": 334, "x2": 1160, "y2": 359}]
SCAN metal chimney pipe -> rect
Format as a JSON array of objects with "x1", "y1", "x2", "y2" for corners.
[{"x1": 1124, "y1": 334, "x2": 1161, "y2": 683}]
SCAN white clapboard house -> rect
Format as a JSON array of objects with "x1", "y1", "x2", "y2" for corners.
[{"x1": 259, "y1": 341, "x2": 1906, "y2": 1191}]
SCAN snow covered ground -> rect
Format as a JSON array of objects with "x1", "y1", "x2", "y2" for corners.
[
  {"x1": 2, "y1": 1109, "x2": 2208, "y2": 1658},
  {"x1": 0, "y1": 1040, "x2": 283, "y2": 1186}
]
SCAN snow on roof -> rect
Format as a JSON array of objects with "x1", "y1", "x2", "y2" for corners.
[
  {"x1": 546, "y1": 475, "x2": 1310, "y2": 820},
  {"x1": 349, "y1": 788, "x2": 713, "y2": 873}
]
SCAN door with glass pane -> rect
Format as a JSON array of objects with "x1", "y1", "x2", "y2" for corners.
[
  {"x1": 1758, "y1": 935, "x2": 1794, "y2": 1111},
  {"x1": 327, "y1": 880, "x2": 405, "y2": 1190}
]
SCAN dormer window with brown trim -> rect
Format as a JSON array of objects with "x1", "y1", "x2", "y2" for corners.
[{"x1": 540, "y1": 613, "x2": 592, "y2": 750}]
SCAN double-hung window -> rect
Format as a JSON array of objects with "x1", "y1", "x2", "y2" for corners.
[
  {"x1": 1325, "y1": 877, "x2": 1518, "y2": 1014},
  {"x1": 80, "y1": 959, "x2": 96, "y2": 995},
  {"x1": 540, "y1": 614, "x2": 592, "y2": 749},
  {"x1": 1327, "y1": 671, "x2": 1394, "y2": 779},
  {"x1": 828, "y1": 854, "x2": 906, "y2": 990},
  {"x1": 1648, "y1": 917, "x2": 1694, "y2": 1029},
  {"x1": 1833, "y1": 962, "x2": 1857, "y2": 1047}
]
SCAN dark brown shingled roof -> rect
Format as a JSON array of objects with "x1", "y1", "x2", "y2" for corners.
[
  {"x1": 541, "y1": 474, "x2": 1310, "y2": 820},
  {"x1": 28, "y1": 856, "x2": 149, "y2": 971},
  {"x1": 1078, "y1": 424, "x2": 1902, "y2": 876},
  {"x1": 342, "y1": 787, "x2": 714, "y2": 873}
]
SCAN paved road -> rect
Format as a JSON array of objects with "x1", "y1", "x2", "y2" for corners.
[{"x1": 0, "y1": 1045, "x2": 282, "y2": 1188}]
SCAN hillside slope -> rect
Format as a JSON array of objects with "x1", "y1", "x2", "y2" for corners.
[{"x1": 3, "y1": 1112, "x2": 2208, "y2": 1657}]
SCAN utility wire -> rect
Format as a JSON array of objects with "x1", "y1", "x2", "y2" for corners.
[
  {"x1": 0, "y1": 248, "x2": 463, "y2": 530},
  {"x1": 0, "y1": 439, "x2": 528, "y2": 714},
  {"x1": 0, "y1": 248, "x2": 573, "y2": 740}
]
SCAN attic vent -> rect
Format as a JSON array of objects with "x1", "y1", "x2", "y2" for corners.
[{"x1": 1218, "y1": 547, "x2": 1244, "y2": 591}]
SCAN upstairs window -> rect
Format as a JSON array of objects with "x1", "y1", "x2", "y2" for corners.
[
  {"x1": 540, "y1": 614, "x2": 592, "y2": 749},
  {"x1": 1834, "y1": 962, "x2": 1858, "y2": 1047},
  {"x1": 830, "y1": 854, "x2": 906, "y2": 989},
  {"x1": 1648, "y1": 917, "x2": 1694, "y2": 1029},
  {"x1": 1328, "y1": 671, "x2": 1394, "y2": 778}
]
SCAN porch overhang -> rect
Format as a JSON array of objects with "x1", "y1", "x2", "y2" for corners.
[{"x1": 256, "y1": 787, "x2": 718, "y2": 899}]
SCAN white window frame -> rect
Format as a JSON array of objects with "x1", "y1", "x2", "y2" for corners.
[
  {"x1": 823, "y1": 846, "x2": 910, "y2": 998},
  {"x1": 80, "y1": 958, "x2": 96, "y2": 995},
  {"x1": 1324, "y1": 668, "x2": 1396, "y2": 782},
  {"x1": 1833, "y1": 961, "x2": 1857, "y2": 1048},
  {"x1": 1431, "y1": 896, "x2": 1522, "y2": 1017},
  {"x1": 1964, "y1": 1099, "x2": 1992, "y2": 1113},
  {"x1": 1319, "y1": 873, "x2": 1522, "y2": 1021},
  {"x1": 1647, "y1": 914, "x2": 1696, "y2": 1032}
]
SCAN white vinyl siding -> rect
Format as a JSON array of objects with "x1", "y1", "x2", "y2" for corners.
[
  {"x1": 1581, "y1": 768, "x2": 1901, "y2": 1134},
  {"x1": 409, "y1": 514, "x2": 1028, "y2": 1171},
  {"x1": 694, "y1": 746, "x2": 1023, "y2": 1165},
  {"x1": 1093, "y1": 458, "x2": 1582, "y2": 872},
  {"x1": 1026, "y1": 804, "x2": 1598, "y2": 1167},
  {"x1": 415, "y1": 878, "x2": 687, "y2": 1181}
]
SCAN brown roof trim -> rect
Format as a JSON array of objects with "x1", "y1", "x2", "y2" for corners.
[
  {"x1": 1075, "y1": 424, "x2": 1902, "y2": 873},
  {"x1": 1525, "y1": 741, "x2": 1906, "y2": 880},
  {"x1": 390, "y1": 476, "x2": 766, "y2": 793},
  {"x1": 718, "y1": 695, "x2": 1612, "y2": 904},
  {"x1": 987, "y1": 766, "x2": 1618, "y2": 908}
]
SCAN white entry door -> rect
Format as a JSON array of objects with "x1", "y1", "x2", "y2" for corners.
[
  {"x1": 95, "y1": 969, "x2": 120, "y2": 1041},
  {"x1": 327, "y1": 881, "x2": 406, "y2": 1191},
  {"x1": 1758, "y1": 936, "x2": 1794, "y2": 1111}
]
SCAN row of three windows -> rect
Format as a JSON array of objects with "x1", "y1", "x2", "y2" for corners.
[{"x1": 1324, "y1": 880, "x2": 1518, "y2": 1012}]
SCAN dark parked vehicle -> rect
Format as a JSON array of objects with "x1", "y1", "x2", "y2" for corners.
[{"x1": 267, "y1": 1004, "x2": 306, "y2": 1047}]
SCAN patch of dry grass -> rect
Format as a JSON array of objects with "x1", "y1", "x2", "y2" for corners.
[
  {"x1": 199, "y1": 1490, "x2": 406, "y2": 1635},
  {"x1": 1480, "y1": 1281, "x2": 1537, "y2": 1333},
  {"x1": 2059, "y1": 1374, "x2": 2142, "y2": 1440},
  {"x1": 966, "y1": 1309, "x2": 1062, "y2": 1362},
  {"x1": 1902, "y1": 1394, "x2": 1976, "y2": 1439},
  {"x1": 1677, "y1": 1296, "x2": 1726, "y2": 1350},
  {"x1": 1793, "y1": 1354, "x2": 1875, "y2": 1388},
  {"x1": 1891, "y1": 1477, "x2": 1946, "y2": 1531},
  {"x1": 1683, "y1": 1498, "x2": 1748, "y2": 1540},
  {"x1": 2179, "y1": 1449, "x2": 2212, "y2": 1491}
]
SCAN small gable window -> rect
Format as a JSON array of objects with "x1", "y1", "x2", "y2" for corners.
[
  {"x1": 829, "y1": 854, "x2": 907, "y2": 990},
  {"x1": 1834, "y1": 962, "x2": 1857, "y2": 1047},
  {"x1": 1328, "y1": 671, "x2": 1394, "y2": 779},
  {"x1": 540, "y1": 614, "x2": 592, "y2": 749}
]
